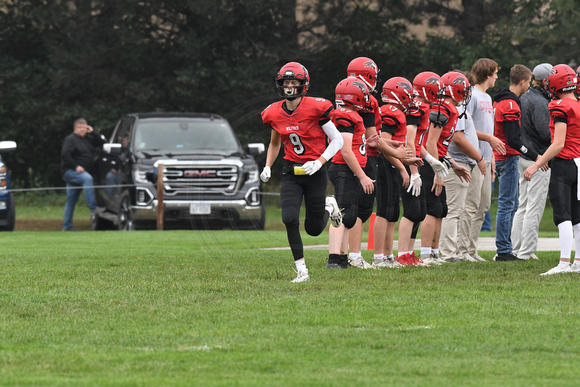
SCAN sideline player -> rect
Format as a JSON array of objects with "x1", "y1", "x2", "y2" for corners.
[
  {"x1": 345, "y1": 57, "x2": 382, "y2": 268},
  {"x1": 524, "y1": 64, "x2": 580, "y2": 275},
  {"x1": 326, "y1": 77, "x2": 377, "y2": 269},
  {"x1": 420, "y1": 71, "x2": 472, "y2": 262},
  {"x1": 260, "y1": 62, "x2": 344, "y2": 283}
]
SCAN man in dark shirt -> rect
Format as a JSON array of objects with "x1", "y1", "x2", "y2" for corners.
[{"x1": 61, "y1": 118, "x2": 106, "y2": 231}]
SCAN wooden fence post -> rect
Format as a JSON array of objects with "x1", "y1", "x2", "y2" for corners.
[{"x1": 157, "y1": 163, "x2": 164, "y2": 230}]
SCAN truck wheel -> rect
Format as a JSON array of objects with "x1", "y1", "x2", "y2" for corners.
[
  {"x1": 0, "y1": 198, "x2": 15, "y2": 231},
  {"x1": 118, "y1": 194, "x2": 134, "y2": 231},
  {"x1": 91, "y1": 213, "x2": 113, "y2": 231}
]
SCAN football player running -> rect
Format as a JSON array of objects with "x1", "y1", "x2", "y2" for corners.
[
  {"x1": 261, "y1": 62, "x2": 344, "y2": 283},
  {"x1": 524, "y1": 64, "x2": 580, "y2": 275}
]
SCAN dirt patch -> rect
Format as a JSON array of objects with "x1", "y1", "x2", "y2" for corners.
[{"x1": 15, "y1": 219, "x2": 90, "y2": 232}]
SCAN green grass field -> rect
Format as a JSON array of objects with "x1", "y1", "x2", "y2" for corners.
[{"x1": 1, "y1": 229, "x2": 578, "y2": 386}]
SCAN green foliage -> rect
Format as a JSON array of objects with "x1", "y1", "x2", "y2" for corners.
[
  {"x1": 0, "y1": 0, "x2": 577, "y2": 188},
  {"x1": 0, "y1": 231, "x2": 578, "y2": 384}
]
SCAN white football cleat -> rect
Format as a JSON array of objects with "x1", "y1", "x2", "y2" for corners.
[
  {"x1": 291, "y1": 268, "x2": 310, "y2": 283},
  {"x1": 540, "y1": 264, "x2": 570, "y2": 276},
  {"x1": 563, "y1": 263, "x2": 580, "y2": 273},
  {"x1": 348, "y1": 256, "x2": 373, "y2": 269},
  {"x1": 325, "y1": 196, "x2": 343, "y2": 228}
]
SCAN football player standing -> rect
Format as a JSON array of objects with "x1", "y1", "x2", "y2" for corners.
[{"x1": 524, "y1": 64, "x2": 580, "y2": 275}]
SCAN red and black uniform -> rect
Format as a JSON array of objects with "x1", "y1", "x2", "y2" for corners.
[
  {"x1": 547, "y1": 98, "x2": 580, "y2": 226},
  {"x1": 376, "y1": 104, "x2": 407, "y2": 222},
  {"x1": 408, "y1": 100, "x2": 430, "y2": 238},
  {"x1": 329, "y1": 107, "x2": 367, "y2": 229},
  {"x1": 261, "y1": 97, "x2": 333, "y2": 260},
  {"x1": 356, "y1": 94, "x2": 381, "y2": 223},
  {"x1": 421, "y1": 100, "x2": 459, "y2": 218},
  {"x1": 493, "y1": 89, "x2": 539, "y2": 162},
  {"x1": 412, "y1": 100, "x2": 431, "y2": 157}
]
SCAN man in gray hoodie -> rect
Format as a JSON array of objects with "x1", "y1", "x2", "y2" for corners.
[{"x1": 511, "y1": 63, "x2": 553, "y2": 260}]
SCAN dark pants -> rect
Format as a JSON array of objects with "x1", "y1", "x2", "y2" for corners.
[
  {"x1": 550, "y1": 157, "x2": 580, "y2": 226},
  {"x1": 329, "y1": 163, "x2": 362, "y2": 229},
  {"x1": 280, "y1": 161, "x2": 329, "y2": 261}
]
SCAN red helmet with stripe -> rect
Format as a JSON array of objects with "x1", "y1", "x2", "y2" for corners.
[
  {"x1": 347, "y1": 57, "x2": 380, "y2": 92},
  {"x1": 413, "y1": 71, "x2": 441, "y2": 103},
  {"x1": 335, "y1": 77, "x2": 370, "y2": 110}
]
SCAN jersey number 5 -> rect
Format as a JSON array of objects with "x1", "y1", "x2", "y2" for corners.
[{"x1": 289, "y1": 133, "x2": 305, "y2": 155}]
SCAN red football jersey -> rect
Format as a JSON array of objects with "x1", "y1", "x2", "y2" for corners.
[
  {"x1": 362, "y1": 94, "x2": 382, "y2": 157},
  {"x1": 262, "y1": 97, "x2": 333, "y2": 163},
  {"x1": 409, "y1": 100, "x2": 430, "y2": 157},
  {"x1": 425, "y1": 100, "x2": 458, "y2": 159},
  {"x1": 332, "y1": 107, "x2": 367, "y2": 167},
  {"x1": 380, "y1": 104, "x2": 407, "y2": 145},
  {"x1": 549, "y1": 98, "x2": 580, "y2": 159},
  {"x1": 493, "y1": 98, "x2": 521, "y2": 161}
]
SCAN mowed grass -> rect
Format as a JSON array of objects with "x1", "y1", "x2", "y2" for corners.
[{"x1": 0, "y1": 230, "x2": 578, "y2": 386}]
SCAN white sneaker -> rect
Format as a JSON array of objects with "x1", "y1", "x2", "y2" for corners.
[
  {"x1": 349, "y1": 256, "x2": 373, "y2": 269},
  {"x1": 529, "y1": 253, "x2": 540, "y2": 260},
  {"x1": 372, "y1": 258, "x2": 392, "y2": 268},
  {"x1": 421, "y1": 257, "x2": 442, "y2": 266},
  {"x1": 563, "y1": 263, "x2": 580, "y2": 273},
  {"x1": 387, "y1": 257, "x2": 403, "y2": 268},
  {"x1": 472, "y1": 253, "x2": 487, "y2": 262},
  {"x1": 463, "y1": 254, "x2": 479, "y2": 262},
  {"x1": 325, "y1": 196, "x2": 343, "y2": 228},
  {"x1": 540, "y1": 264, "x2": 570, "y2": 276},
  {"x1": 291, "y1": 268, "x2": 310, "y2": 283}
]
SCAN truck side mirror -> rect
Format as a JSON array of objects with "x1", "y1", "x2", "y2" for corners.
[
  {"x1": 247, "y1": 143, "x2": 265, "y2": 156},
  {"x1": 103, "y1": 143, "x2": 122, "y2": 155},
  {"x1": 0, "y1": 141, "x2": 17, "y2": 153}
]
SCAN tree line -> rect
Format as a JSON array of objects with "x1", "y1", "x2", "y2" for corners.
[{"x1": 0, "y1": 0, "x2": 576, "y2": 188}]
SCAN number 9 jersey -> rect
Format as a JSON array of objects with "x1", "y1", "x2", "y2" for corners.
[{"x1": 262, "y1": 97, "x2": 334, "y2": 163}]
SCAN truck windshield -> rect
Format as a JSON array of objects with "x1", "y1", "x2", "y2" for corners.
[{"x1": 134, "y1": 119, "x2": 241, "y2": 153}]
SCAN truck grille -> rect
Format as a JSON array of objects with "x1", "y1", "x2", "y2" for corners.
[{"x1": 157, "y1": 160, "x2": 242, "y2": 196}]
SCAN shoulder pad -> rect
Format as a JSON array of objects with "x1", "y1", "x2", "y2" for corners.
[{"x1": 429, "y1": 109, "x2": 449, "y2": 127}]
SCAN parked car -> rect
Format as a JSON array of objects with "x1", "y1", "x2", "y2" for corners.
[
  {"x1": 92, "y1": 113, "x2": 265, "y2": 230},
  {"x1": 0, "y1": 141, "x2": 17, "y2": 231}
]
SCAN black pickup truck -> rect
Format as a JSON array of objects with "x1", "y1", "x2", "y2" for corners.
[{"x1": 92, "y1": 112, "x2": 265, "y2": 230}]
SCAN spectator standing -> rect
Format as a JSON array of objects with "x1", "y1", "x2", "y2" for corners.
[
  {"x1": 464, "y1": 58, "x2": 505, "y2": 260},
  {"x1": 61, "y1": 118, "x2": 106, "y2": 231},
  {"x1": 493, "y1": 64, "x2": 537, "y2": 261},
  {"x1": 511, "y1": 63, "x2": 553, "y2": 260},
  {"x1": 440, "y1": 71, "x2": 487, "y2": 262}
]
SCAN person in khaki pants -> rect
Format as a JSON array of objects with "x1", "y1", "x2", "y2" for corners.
[
  {"x1": 462, "y1": 59, "x2": 506, "y2": 261},
  {"x1": 511, "y1": 63, "x2": 552, "y2": 260},
  {"x1": 439, "y1": 71, "x2": 487, "y2": 262}
]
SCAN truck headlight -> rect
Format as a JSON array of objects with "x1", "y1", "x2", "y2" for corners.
[
  {"x1": 246, "y1": 170, "x2": 259, "y2": 184},
  {"x1": 133, "y1": 168, "x2": 149, "y2": 184}
]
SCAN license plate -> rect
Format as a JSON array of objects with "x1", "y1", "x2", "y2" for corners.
[{"x1": 190, "y1": 203, "x2": 211, "y2": 215}]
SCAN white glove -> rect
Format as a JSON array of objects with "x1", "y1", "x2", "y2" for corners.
[
  {"x1": 260, "y1": 166, "x2": 271, "y2": 182},
  {"x1": 407, "y1": 173, "x2": 422, "y2": 197},
  {"x1": 425, "y1": 154, "x2": 449, "y2": 179},
  {"x1": 302, "y1": 160, "x2": 322, "y2": 175}
]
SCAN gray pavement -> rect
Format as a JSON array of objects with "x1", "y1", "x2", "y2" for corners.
[{"x1": 264, "y1": 237, "x2": 563, "y2": 252}]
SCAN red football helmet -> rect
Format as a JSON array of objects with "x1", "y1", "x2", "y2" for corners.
[
  {"x1": 347, "y1": 57, "x2": 380, "y2": 92},
  {"x1": 381, "y1": 77, "x2": 415, "y2": 111},
  {"x1": 413, "y1": 71, "x2": 441, "y2": 103},
  {"x1": 546, "y1": 64, "x2": 578, "y2": 98},
  {"x1": 276, "y1": 62, "x2": 310, "y2": 99},
  {"x1": 335, "y1": 77, "x2": 370, "y2": 110},
  {"x1": 440, "y1": 71, "x2": 471, "y2": 103}
]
